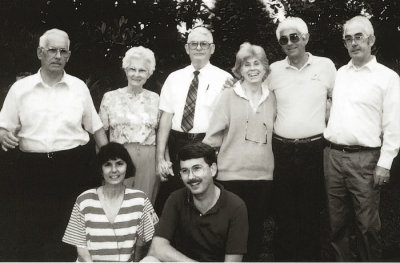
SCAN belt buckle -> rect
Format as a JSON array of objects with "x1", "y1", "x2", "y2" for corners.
[{"x1": 47, "y1": 152, "x2": 54, "y2": 159}]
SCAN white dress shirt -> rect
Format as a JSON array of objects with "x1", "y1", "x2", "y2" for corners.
[
  {"x1": 324, "y1": 57, "x2": 400, "y2": 169},
  {"x1": 267, "y1": 53, "x2": 336, "y2": 139},
  {"x1": 159, "y1": 62, "x2": 231, "y2": 133},
  {"x1": 0, "y1": 70, "x2": 103, "y2": 152}
]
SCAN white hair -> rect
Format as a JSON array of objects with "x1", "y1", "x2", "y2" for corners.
[
  {"x1": 122, "y1": 46, "x2": 156, "y2": 75},
  {"x1": 343, "y1": 16, "x2": 374, "y2": 38},
  {"x1": 39, "y1": 28, "x2": 70, "y2": 49},
  {"x1": 187, "y1": 27, "x2": 213, "y2": 43},
  {"x1": 275, "y1": 17, "x2": 309, "y2": 40}
]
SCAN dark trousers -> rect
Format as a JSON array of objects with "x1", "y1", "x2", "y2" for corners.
[
  {"x1": 324, "y1": 147, "x2": 382, "y2": 261},
  {"x1": 14, "y1": 143, "x2": 97, "y2": 261},
  {"x1": 272, "y1": 137, "x2": 325, "y2": 261},
  {"x1": 218, "y1": 180, "x2": 273, "y2": 261},
  {"x1": 154, "y1": 130, "x2": 205, "y2": 216}
]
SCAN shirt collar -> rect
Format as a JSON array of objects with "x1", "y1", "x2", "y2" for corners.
[
  {"x1": 233, "y1": 81, "x2": 270, "y2": 104},
  {"x1": 347, "y1": 56, "x2": 377, "y2": 71},
  {"x1": 33, "y1": 69, "x2": 68, "y2": 88},
  {"x1": 188, "y1": 62, "x2": 212, "y2": 75},
  {"x1": 284, "y1": 52, "x2": 313, "y2": 71},
  {"x1": 184, "y1": 182, "x2": 224, "y2": 215}
]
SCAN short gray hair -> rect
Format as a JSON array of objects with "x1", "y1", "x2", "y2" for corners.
[
  {"x1": 122, "y1": 46, "x2": 156, "y2": 76},
  {"x1": 39, "y1": 29, "x2": 70, "y2": 49},
  {"x1": 343, "y1": 16, "x2": 374, "y2": 38},
  {"x1": 276, "y1": 17, "x2": 309, "y2": 40},
  {"x1": 232, "y1": 42, "x2": 270, "y2": 80},
  {"x1": 187, "y1": 27, "x2": 213, "y2": 43}
]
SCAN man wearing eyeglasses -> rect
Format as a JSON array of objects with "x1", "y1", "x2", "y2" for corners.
[
  {"x1": 143, "y1": 142, "x2": 248, "y2": 262},
  {"x1": 155, "y1": 26, "x2": 231, "y2": 215},
  {"x1": 0, "y1": 29, "x2": 107, "y2": 261},
  {"x1": 266, "y1": 17, "x2": 337, "y2": 261},
  {"x1": 324, "y1": 16, "x2": 400, "y2": 261}
]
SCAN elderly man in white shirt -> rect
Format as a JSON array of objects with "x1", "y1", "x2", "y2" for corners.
[
  {"x1": 154, "y1": 26, "x2": 231, "y2": 215},
  {"x1": 324, "y1": 16, "x2": 400, "y2": 261},
  {"x1": 0, "y1": 29, "x2": 107, "y2": 261}
]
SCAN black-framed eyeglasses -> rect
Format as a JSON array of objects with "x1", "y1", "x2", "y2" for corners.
[
  {"x1": 278, "y1": 33, "x2": 301, "y2": 46},
  {"x1": 187, "y1": 41, "x2": 213, "y2": 50},
  {"x1": 343, "y1": 33, "x2": 368, "y2": 46},
  {"x1": 179, "y1": 165, "x2": 205, "y2": 177},
  {"x1": 41, "y1": 47, "x2": 70, "y2": 57}
]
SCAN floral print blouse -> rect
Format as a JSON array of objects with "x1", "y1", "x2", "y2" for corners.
[{"x1": 99, "y1": 88, "x2": 160, "y2": 145}]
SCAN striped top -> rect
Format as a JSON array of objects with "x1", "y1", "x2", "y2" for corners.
[{"x1": 63, "y1": 188, "x2": 158, "y2": 262}]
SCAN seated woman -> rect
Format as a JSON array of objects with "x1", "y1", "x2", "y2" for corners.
[
  {"x1": 63, "y1": 142, "x2": 159, "y2": 262},
  {"x1": 203, "y1": 42, "x2": 276, "y2": 261},
  {"x1": 99, "y1": 46, "x2": 160, "y2": 204}
]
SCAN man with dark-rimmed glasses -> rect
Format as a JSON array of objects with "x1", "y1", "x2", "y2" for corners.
[
  {"x1": 155, "y1": 26, "x2": 231, "y2": 216},
  {"x1": 266, "y1": 17, "x2": 337, "y2": 261},
  {"x1": 324, "y1": 15, "x2": 400, "y2": 261},
  {"x1": 0, "y1": 28, "x2": 107, "y2": 261}
]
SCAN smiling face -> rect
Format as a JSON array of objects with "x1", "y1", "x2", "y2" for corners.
[
  {"x1": 125, "y1": 57, "x2": 151, "y2": 88},
  {"x1": 185, "y1": 29, "x2": 215, "y2": 69},
  {"x1": 343, "y1": 21, "x2": 375, "y2": 67},
  {"x1": 102, "y1": 158, "x2": 127, "y2": 186},
  {"x1": 180, "y1": 157, "x2": 216, "y2": 196},
  {"x1": 37, "y1": 33, "x2": 70, "y2": 74},
  {"x1": 279, "y1": 28, "x2": 308, "y2": 60},
  {"x1": 240, "y1": 56, "x2": 266, "y2": 85}
]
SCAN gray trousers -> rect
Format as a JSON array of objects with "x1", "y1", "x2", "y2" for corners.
[{"x1": 324, "y1": 147, "x2": 382, "y2": 261}]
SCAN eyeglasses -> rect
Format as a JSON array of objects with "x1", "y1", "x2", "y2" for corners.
[
  {"x1": 180, "y1": 165, "x2": 205, "y2": 177},
  {"x1": 278, "y1": 33, "x2": 301, "y2": 46},
  {"x1": 187, "y1": 41, "x2": 213, "y2": 50},
  {"x1": 343, "y1": 34, "x2": 368, "y2": 46},
  {"x1": 41, "y1": 47, "x2": 70, "y2": 57}
]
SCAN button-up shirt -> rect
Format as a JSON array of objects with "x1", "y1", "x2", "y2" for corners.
[
  {"x1": 159, "y1": 63, "x2": 231, "y2": 133},
  {"x1": 324, "y1": 57, "x2": 400, "y2": 169},
  {"x1": 0, "y1": 70, "x2": 103, "y2": 152}
]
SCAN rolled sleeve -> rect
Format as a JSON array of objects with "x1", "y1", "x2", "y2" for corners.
[
  {"x1": 0, "y1": 84, "x2": 20, "y2": 132},
  {"x1": 159, "y1": 76, "x2": 174, "y2": 114},
  {"x1": 82, "y1": 87, "x2": 103, "y2": 134}
]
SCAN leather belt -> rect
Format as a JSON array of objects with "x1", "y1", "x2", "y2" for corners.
[
  {"x1": 170, "y1": 130, "x2": 205, "y2": 141},
  {"x1": 326, "y1": 141, "x2": 380, "y2": 153},
  {"x1": 19, "y1": 145, "x2": 85, "y2": 160},
  {"x1": 273, "y1": 133, "x2": 323, "y2": 144}
]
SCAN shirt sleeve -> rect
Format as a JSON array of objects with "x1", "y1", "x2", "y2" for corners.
[
  {"x1": 203, "y1": 90, "x2": 230, "y2": 148},
  {"x1": 225, "y1": 202, "x2": 249, "y2": 254},
  {"x1": 377, "y1": 72, "x2": 400, "y2": 169},
  {"x1": 82, "y1": 84, "x2": 104, "y2": 134},
  {"x1": 159, "y1": 75, "x2": 174, "y2": 114},
  {"x1": 98, "y1": 92, "x2": 110, "y2": 131},
  {"x1": 326, "y1": 59, "x2": 337, "y2": 98},
  {"x1": 154, "y1": 193, "x2": 179, "y2": 241},
  {"x1": 137, "y1": 198, "x2": 159, "y2": 243},
  {"x1": 0, "y1": 84, "x2": 20, "y2": 132},
  {"x1": 62, "y1": 202, "x2": 87, "y2": 248}
]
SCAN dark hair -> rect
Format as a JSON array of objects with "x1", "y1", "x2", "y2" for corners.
[
  {"x1": 97, "y1": 142, "x2": 135, "y2": 178},
  {"x1": 178, "y1": 142, "x2": 217, "y2": 166}
]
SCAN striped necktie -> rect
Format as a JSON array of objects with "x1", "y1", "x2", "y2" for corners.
[{"x1": 181, "y1": 70, "x2": 200, "y2": 132}]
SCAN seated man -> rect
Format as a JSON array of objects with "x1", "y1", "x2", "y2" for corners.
[{"x1": 143, "y1": 142, "x2": 248, "y2": 262}]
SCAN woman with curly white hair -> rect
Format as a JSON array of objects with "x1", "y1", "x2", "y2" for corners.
[{"x1": 99, "y1": 46, "x2": 160, "y2": 204}]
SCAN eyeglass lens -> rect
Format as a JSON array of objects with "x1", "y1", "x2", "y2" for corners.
[{"x1": 279, "y1": 33, "x2": 301, "y2": 45}]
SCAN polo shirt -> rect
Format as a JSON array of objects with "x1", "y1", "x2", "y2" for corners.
[
  {"x1": 159, "y1": 63, "x2": 231, "y2": 133},
  {"x1": 155, "y1": 184, "x2": 248, "y2": 261},
  {"x1": 0, "y1": 70, "x2": 103, "y2": 152},
  {"x1": 324, "y1": 56, "x2": 400, "y2": 169},
  {"x1": 266, "y1": 53, "x2": 336, "y2": 139}
]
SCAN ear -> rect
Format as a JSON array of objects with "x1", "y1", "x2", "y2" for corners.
[
  {"x1": 37, "y1": 47, "x2": 43, "y2": 60},
  {"x1": 303, "y1": 33, "x2": 310, "y2": 45},
  {"x1": 210, "y1": 162, "x2": 217, "y2": 178},
  {"x1": 368, "y1": 35, "x2": 376, "y2": 47},
  {"x1": 185, "y1": 44, "x2": 190, "y2": 55},
  {"x1": 210, "y1": 43, "x2": 215, "y2": 55}
]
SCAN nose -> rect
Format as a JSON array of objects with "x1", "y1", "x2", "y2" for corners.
[
  {"x1": 188, "y1": 169, "x2": 195, "y2": 179},
  {"x1": 195, "y1": 43, "x2": 202, "y2": 50},
  {"x1": 111, "y1": 164, "x2": 117, "y2": 172},
  {"x1": 55, "y1": 49, "x2": 62, "y2": 58}
]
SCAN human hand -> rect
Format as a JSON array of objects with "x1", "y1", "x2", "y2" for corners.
[
  {"x1": 157, "y1": 159, "x2": 174, "y2": 182},
  {"x1": 0, "y1": 129, "x2": 19, "y2": 151},
  {"x1": 223, "y1": 77, "x2": 237, "y2": 90},
  {"x1": 374, "y1": 165, "x2": 390, "y2": 187}
]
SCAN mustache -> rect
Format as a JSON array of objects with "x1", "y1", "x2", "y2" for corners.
[{"x1": 186, "y1": 178, "x2": 201, "y2": 184}]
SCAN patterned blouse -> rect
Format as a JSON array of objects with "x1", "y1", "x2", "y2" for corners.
[
  {"x1": 99, "y1": 88, "x2": 160, "y2": 145},
  {"x1": 62, "y1": 188, "x2": 159, "y2": 262}
]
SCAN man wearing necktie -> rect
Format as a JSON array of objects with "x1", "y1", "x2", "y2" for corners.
[{"x1": 154, "y1": 26, "x2": 231, "y2": 215}]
